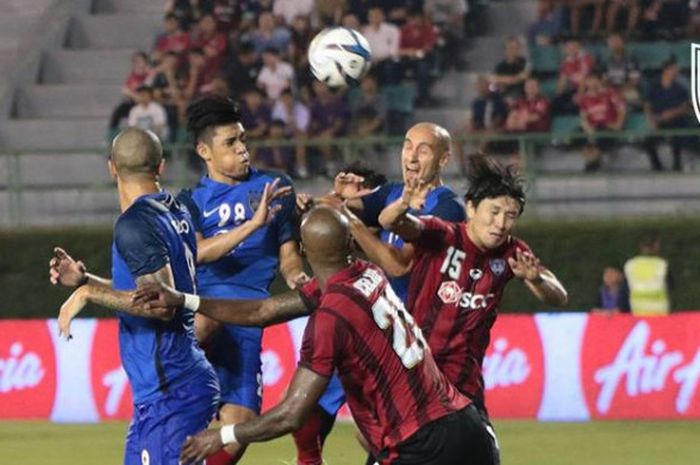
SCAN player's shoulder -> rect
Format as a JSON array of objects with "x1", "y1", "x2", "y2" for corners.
[
  {"x1": 503, "y1": 235, "x2": 532, "y2": 255},
  {"x1": 114, "y1": 206, "x2": 158, "y2": 248},
  {"x1": 252, "y1": 168, "x2": 294, "y2": 188}
]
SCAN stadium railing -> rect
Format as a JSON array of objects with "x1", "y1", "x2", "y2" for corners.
[{"x1": 1, "y1": 127, "x2": 699, "y2": 227}]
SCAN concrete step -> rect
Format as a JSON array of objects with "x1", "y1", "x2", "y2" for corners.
[
  {"x1": 41, "y1": 49, "x2": 133, "y2": 84},
  {"x1": 463, "y1": 37, "x2": 509, "y2": 73},
  {"x1": 93, "y1": 0, "x2": 166, "y2": 15},
  {"x1": 0, "y1": 118, "x2": 107, "y2": 150},
  {"x1": 485, "y1": 0, "x2": 539, "y2": 36},
  {"x1": 11, "y1": 188, "x2": 119, "y2": 226},
  {"x1": 536, "y1": 198, "x2": 700, "y2": 218},
  {"x1": 14, "y1": 84, "x2": 122, "y2": 118},
  {"x1": 13, "y1": 152, "x2": 113, "y2": 186},
  {"x1": 411, "y1": 108, "x2": 470, "y2": 133},
  {"x1": 430, "y1": 70, "x2": 478, "y2": 107},
  {"x1": 68, "y1": 14, "x2": 162, "y2": 49},
  {"x1": 3, "y1": 0, "x2": 55, "y2": 16}
]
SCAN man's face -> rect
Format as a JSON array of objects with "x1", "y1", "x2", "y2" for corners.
[
  {"x1": 165, "y1": 17, "x2": 179, "y2": 34},
  {"x1": 603, "y1": 267, "x2": 622, "y2": 287},
  {"x1": 401, "y1": 126, "x2": 446, "y2": 185},
  {"x1": 467, "y1": 196, "x2": 521, "y2": 250},
  {"x1": 199, "y1": 15, "x2": 216, "y2": 35},
  {"x1": 368, "y1": 8, "x2": 383, "y2": 25},
  {"x1": 198, "y1": 123, "x2": 251, "y2": 181},
  {"x1": 262, "y1": 51, "x2": 277, "y2": 67},
  {"x1": 136, "y1": 90, "x2": 151, "y2": 105},
  {"x1": 505, "y1": 40, "x2": 520, "y2": 60},
  {"x1": 607, "y1": 34, "x2": 624, "y2": 53},
  {"x1": 524, "y1": 79, "x2": 539, "y2": 98},
  {"x1": 564, "y1": 40, "x2": 579, "y2": 57}
]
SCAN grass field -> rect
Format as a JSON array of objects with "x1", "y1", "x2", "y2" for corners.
[{"x1": 2, "y1": 420, "x2": 699, "y2": 465}]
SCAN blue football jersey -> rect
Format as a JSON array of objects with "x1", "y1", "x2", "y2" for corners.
[
  {"x1": 177, "y1": 168, "x2": 296, "y2": 300},
  {"x1": 111, "y1": 191, "x2": 217, "y2": 405},
  {"x1": 361, "y1": 182, "x2": 466, "y2": 301}
]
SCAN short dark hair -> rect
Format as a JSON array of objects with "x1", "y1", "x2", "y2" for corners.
[
  {"x1": 338, "y1": 160, "x2": 387, "y2": 189},
  {"x1": 464, "y1": 155, "x2": 526, "y2": 213},
  {"x1": 187, "y1": 95, "x2": 242, "y2": 145},
  {"x1": 164, "y1": 12, "x2": 178, "y2": 22},
  {"x1": 136, "y1": 85, "x2": 153, "y2": 94}
]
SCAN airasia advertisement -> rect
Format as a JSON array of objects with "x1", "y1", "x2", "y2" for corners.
[{"x1": 1, "y1": 313, "x2": 699, "y2": 422}]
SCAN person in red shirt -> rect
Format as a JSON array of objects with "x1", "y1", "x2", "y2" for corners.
[
  {"x1": 153, "y1": 13, "x2": 191, "y2": 63},
  {"x1": 506, "y1": 77, "x2": 551, "y2": 133},
  {"x1": 134, "y1": 207, "x2": 498, "y2": 465},
  {"x1": 376, "y1": 155, "x2": 568, "y2": 464},
  {"x1": 554, "y1": 37, "x2": 594, "y2": 114},
  {"x1": 109, "y1": 51, "x2": 153, "y2": 132},
  {"x1": 399, "y1": 10, "x2": 439, "y2": 106},
  {"x1": 576, "y1": 73, "x2": 627, "y2": 171},
  {"x1": 191, "y1": 14, "x2": 228, "y2": 81}
]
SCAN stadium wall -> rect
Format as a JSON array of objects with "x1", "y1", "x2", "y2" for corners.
[
  {"x1": 2, "y1": 313, "x2": 699, "y2": 422},
  {"x1": 4, "y1": 217, "x2": 700, "y2": 317}
]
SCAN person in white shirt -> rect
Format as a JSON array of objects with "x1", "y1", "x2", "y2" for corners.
[
  {"x1": 273, "y1": 0, "x2": 314, "y2": 26},
  {"x1": 271, "y1": 89, "x2": 311, "y2": 178},
  {"x1": 256, "y1": 47, "x2": 295, "y2": 100},
  {"x1": 127, "y1": 85, "x2": 169, "y2": 141},
  {"x1": 362, "y1": 7, "x2": 401, "y2": 85}
]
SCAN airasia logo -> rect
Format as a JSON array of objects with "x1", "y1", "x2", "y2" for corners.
[
  {"x1": 91, "y1": 321, "x2": 132, "y2": 419},
  {"x1": 0, "y1": 322, "x2": 56, "y2": 418},
  {"x1": 483, "y1": 316, "x2": 544, "y2": 418},
  {"x1": 583, "y1": 315, "x2": 700, "y2": 418},
  {"x1": 436, "y1": 281, "x2": 493, "y2": 310}
]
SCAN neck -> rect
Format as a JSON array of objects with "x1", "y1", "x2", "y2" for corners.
[
  {"x1": 311, "y1": 259, "x2": 349, "y2": 291},
  {"x1": 465, "y1": 222, "x2": 487, "y2": 251},
  {"x1": 208, "y1": 169, "x2": 246, "y2": 186},
  {"x1": 117, "y1": 178, "x2": 161, "y2": 212}
]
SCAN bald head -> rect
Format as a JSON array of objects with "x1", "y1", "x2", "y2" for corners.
[
  {"x1": 407, "y1": 122, "x2": 451, "y2": 156},
  {"x1": 110, "y1": 128, "x2": 163, "y2": 177},
  {"x1": 301, "y1": 207, "x2": 351, "y2": 265}
]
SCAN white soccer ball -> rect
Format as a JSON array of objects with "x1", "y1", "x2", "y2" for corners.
[{"x1": 308, "y1": 27, "x2": 372, "y2": 88}]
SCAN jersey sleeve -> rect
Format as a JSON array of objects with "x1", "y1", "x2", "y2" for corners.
[
  {"x1": 299, "y1": 278, "x2": 322, "y2": 311},
  {"x1": 430, "y1": 194, "x2": 466, "y2": 222},
  {"x1": 298, "y1": 309, "x2": 344, "y2": 378},
  {"x1": 176, "y1": 189, "x2": 202, "y2": 233},
  {"x1": 360, "y1": 183, "x2": 394, "y2": 227},
  {"x1": 408, "y1": 216, "x2": 457, "y2": 255},
  {"x1": 114, "y1": 212, "x2": 170, "y2": 277},
  {"x1": 273, "y1": 174, "x2": 298, "y2": 246}
]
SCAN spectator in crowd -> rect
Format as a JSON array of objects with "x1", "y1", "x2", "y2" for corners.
[
  {"x1": 288, "y1": 14, "x2": 314, "y2": 89},
  {"x1": 689, "y1": 0, "x2": 700, "y2": 36},
  {"x1": 153, "y1": 13, "x2": 190, "y2": 63},
  {"x1": 362, "y1": 7, "x2": 401, "y2": 84},
  {"x1": 223, "y1": 41, "x2": 261, "y2": 100},
  {"x1": 245, "y1": 11, "x2": 292, "y2": 57},
  {"x1": 273, "y1": 0, "x2": 314, "y2": 25},
  {"x1": 644, "y1": 59, "x2": 692, "y2": 171},
  {"x1": 624, "y1": 234, "x2": 672, "y2": 316},
  {"x1": 191, "y1": 14, "x2": 228, "y2": 77},
  {"x1": 240, "y1": 87, "x2": 272, "y2": 140},
  {"x1": 491, "y1": 36, "x2": 530, "y2": 102},
  {"x1": 606, "y1": 0, "x2": 640, "y2": 34},
  {"x1": 399, "y1": 9, "x2": 439, "y2": 106},
  {"x1": 183, "y1": 48, "x2": 214, "y2": 100},
  {"x1": 350, "y1": 74, "x2": 387, "y2": 137},
  {"x1": 149, "y1": 51, "x2": 184, "y2": 140},
  {"x1": 554, "y1": 37, "x2": 595, "y2": 114},
  {"x1": 165, "y1": 0, "x2": 206, "y2": 30},
  {"x1": 257, "y1": 47, "x2": 294, "y2": 100},
  {"x1": 109, "y1": 51, "x2": 152, "y2": 132},
  {"x1": 316, "y1": 0, "x2": 347, "y2": 26},
  {"x1": 341, "y1": 11, "x2": 362, "y2": 29},
  {"x1": 591, "y1": 266, "x2": 631, "y2": 314},
  {"x1": 127, "y1": 85, "x2": 169, "y2": 142},
  {"x1": 272, "y1": 89, "x2": 311, "y2": 178},
  {"x1": 255, "y1": 119, "x2": 295, "y2": 173},
  {"x1": 346, "y1": 0, "x2": 377, "y2": 24},
  {"x1": 527, "y1": 0, "x2": 566, "y2": 45},
  {"x1": 308, "y1": 80, "x2": 349, "y2": 175},
  {"x1": 602, "y1": 33, "x2": 642, "y2": 109},
  {"x1": 506, "y1": 77, "x2": 551, "y2": 133},
  {"x1": 424, "y1": 0, "x2": 468, "y2": 70},
  {"x1": 576, "y1": 73, "x2": 627, "y2": 172},
  {"x1": 640, "y1": 0, "x2": 689, "y2": 39},
  {"x1": 569, "y1": 0, "x2": 605, "y2": 36}
]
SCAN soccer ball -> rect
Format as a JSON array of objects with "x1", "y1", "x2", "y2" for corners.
[{"x1": 308, "y1": 27, "x2": 372, "y2": 88}]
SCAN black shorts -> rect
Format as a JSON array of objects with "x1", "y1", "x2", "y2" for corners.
[{"x1": 386, "y1": 404, "x2": 498, "y2": 465}]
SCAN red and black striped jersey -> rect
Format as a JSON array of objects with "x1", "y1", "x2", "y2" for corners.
[
  {"x1": 407, "y1": 216, "x2": 532, "y2": 403},
  {"x1": 299, "y1": 260, "x2": 469, "y2": 460}
]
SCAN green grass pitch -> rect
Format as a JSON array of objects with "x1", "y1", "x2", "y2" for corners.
[{"x1": 1, "y1": 420, "x2": 699, "y2": 464}]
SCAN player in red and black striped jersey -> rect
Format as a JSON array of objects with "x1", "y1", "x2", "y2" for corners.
[
  {"x1": 140, "y1": 206, "x2": 497, "y2": 465},
  {"x1": 377, "y1": 155, "x2": 568, "y2": 462}
]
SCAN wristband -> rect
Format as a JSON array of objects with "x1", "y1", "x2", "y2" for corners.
[
  {"x1": 183, "y1": 293, "x2": 201, "y2": 312},
  {"x1": 220, "y1": 424, "x2": 238, "y2": 445}
]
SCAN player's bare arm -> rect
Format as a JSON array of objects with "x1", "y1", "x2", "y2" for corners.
[
  {"x1": 508, "y1": 248, "x2": 568, "y2": 306},
  {"x1": 131, "y1": 282, "x2": 311, "y2": 326},
  {"x1": 197, "y1": 179, "x2": 292, "y2": 263},
  {"x1": 279, "y1": 240, "x2": 309, "y2": 290},
  {"x1": 56, "y1": 264, "x2": 178, "y2": 340},
  {"x1": 342, "y1": 204, "x2": 415, "y2": 277},
  {"x1": 49, "y1": 247, "x2": 112, "y2": 289},
  {"x1": 180, "y1": 367, "x2": 329, "y2": 463}
]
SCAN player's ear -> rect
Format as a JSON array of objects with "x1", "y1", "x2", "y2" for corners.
[
  {"x1": 156, "y1": 159, "x2": 166, "y2": 176},
  {"x1": 439, "y1": 149, "x2": 451, "y2": 169},
  {"x1": 466, "y1": 199, "x2": 477, "y2": 218},
  {"x1": 107, "y1": 157, "x2": 117, "y2": 179},
  {"x1": 196, "y1": 141, "x2": 210, "y2": 161}
]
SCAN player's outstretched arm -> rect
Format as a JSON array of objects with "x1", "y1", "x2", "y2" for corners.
[
  {"x1": 131, "y1": 283, "x2": 311, "y2": 326},
  {"x1": 342, "y1": 204, "x2": 415, "y2": 277},
  {"x1": 197, "y1": 179, "x2": 292, "y2": 264},
  {"x1": 508, "y1": 248, "x2": 568, "y2": 307},
  {"x1": 49, "y1": 247, "x2": 112, "y2": 289},
  {"x1": 377, "y1": 178, "x2": 431, "y2": 242},
  {"x1": 180, "y1": 367, "x2": 328, "y2": 463}
]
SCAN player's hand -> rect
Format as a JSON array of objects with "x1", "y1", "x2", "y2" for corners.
[
  {"x1": 180, "y1": 429, "x2": 224, "y2": 464},
  {"x1": 131, "y1": 282, "x2": 185, "y2": 309},
  {"x1": 401, "y1": 178, "x2": 432, "y2": 210},
  {"x1": 251, "y1": 179, "x2": 292, "y2": 228},
  {"x1": 296, "y1": 193, "x2": 314, "y2": 215},
  {"x1": 57, "y1": 286, "x2": 88, "y2": 341},
  {"x1": 49, "y1": 247, "x2": 87, "y2": 288},
  {"x1": 333, "y1": 172, "x2": 375, "y2": 199},
  {"x1": 286, "y1": 271, "x2": 311, "y2": 290},
  {"x1": 508, "y1": 248, "x2": 542, "y2": 282}
]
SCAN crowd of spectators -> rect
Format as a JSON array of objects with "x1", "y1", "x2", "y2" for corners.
[{"x1": 108, "y1": 0, "x2": 471, "y2": 179}]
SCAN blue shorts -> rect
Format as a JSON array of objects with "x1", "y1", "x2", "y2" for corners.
[
  {"x1": 318, "y1": 374, "x2": 345, "y2": 416},
  {"x1": 124, "y1": 382, "x2": 219, "y2": 465},
  {"x1": 209, "y1": 324, "x2": 263, "y2": 412}
]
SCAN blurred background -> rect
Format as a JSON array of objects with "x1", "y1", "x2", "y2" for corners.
[{"x1": 0, "y1": 0, "x2": 699, "y2": 464}]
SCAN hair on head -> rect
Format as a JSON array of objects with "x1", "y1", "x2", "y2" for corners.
[
  {"x1": 337, "y1": 160, "x2": 387, "y2": 189},
  {"x1": 464, "y1": 154, "x2": 526, "y2": 213},
  {"x1": 186, "y1": 95, "x2": 242, "y2": 145}
]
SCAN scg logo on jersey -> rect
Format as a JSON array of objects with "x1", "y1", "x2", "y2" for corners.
[
  {"x1": 458, "y1": 291, "x2": 494, "y2": 310},
  {"x1": 437, "y1": 281, "x2": 494, "y2": 310}
]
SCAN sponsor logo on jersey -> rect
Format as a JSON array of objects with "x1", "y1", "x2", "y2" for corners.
[
  {"x1": 436, "y1": 281, "x2": 494, "y2": 309},
  {"x1": 469, "y1": 268, "x2": 484, "y2": 281},
  {"x1": 489, "y1": 258, "x2": 506, "y2": 276},
  {"x1": 437, "y1": 281, "x2": 462, "y2": 304},
  {"x1": 248, "y1": 190, "x2": 263, "y2": 212}
]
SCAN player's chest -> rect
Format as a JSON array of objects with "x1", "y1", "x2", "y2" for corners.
[{"x1": 198, "y1": 190, "x2": 268, "y2": 238}]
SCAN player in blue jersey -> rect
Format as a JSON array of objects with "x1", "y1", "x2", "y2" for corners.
[
  {"x1": 50, "y1": 128, "x2": 219, "y2": 465},
  {"x1": 177, "y1": 96, "x2": 306, "y2": 465}
]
